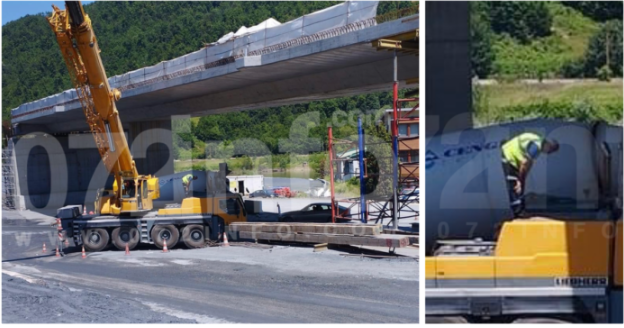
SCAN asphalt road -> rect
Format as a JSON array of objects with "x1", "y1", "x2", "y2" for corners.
[{"x1": 2, "y1": 212, "x2": 418, "y2": 323}]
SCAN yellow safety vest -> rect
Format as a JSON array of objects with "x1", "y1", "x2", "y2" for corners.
[
  {"x1": 182, "y1": 174, "x2": 193, "y2": 185},
  {"x1": 502, "y1": 132, "x2": 544, "y2": 169}
]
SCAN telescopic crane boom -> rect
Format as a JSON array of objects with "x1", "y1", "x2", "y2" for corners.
[{"x1": 47, "y1": 1, "x2": 159, "y2": 215}]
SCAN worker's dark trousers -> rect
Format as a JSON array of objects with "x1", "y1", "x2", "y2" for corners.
[{"x1": 502, "y1": 160, "x2": 524, "y2": 215}]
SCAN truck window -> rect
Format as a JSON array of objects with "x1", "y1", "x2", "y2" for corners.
[{"x1": 219, "y1": 199, "x2": 240, "y2": 215}]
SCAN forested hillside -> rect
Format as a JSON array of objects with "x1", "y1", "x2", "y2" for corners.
[{"x1": 471, "y1": 1, "x2": 622, "y2": 79}]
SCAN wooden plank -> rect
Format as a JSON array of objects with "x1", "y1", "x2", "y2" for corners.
[
  {"x1": 237, "y1": 230, "x2": 412, "y2": 248},
  {"x1": 239, "y1": 231, "x2": 297, "y2": 242},
  {"x1": 230, "y1": 222, "x2": 382, "y2": 235},
  {"x1": 295, "y1": 234, "x2": 328, "y2": 244},
  {"x1": 314, "y1": 225, "x2": 336, "y2": 234},
  {"x1": 314, "y1": 243, "x2": 328, "y2": 252}
]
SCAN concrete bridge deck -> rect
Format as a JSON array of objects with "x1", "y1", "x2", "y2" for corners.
[{"x1": 12, "y1": 10, "x2": 418, "y2": 134}]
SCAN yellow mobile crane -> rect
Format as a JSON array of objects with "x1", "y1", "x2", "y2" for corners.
[
  {"x1": 47, "y1": 1, "x2": 158, "y2": 215},
  {"x1": 49, "y1": 1, "x2": 248, "y2": 252}
]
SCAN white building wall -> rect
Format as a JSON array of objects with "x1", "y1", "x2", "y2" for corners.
[{"x1": 228, "y1": 175, "x2": 264, "y2": 195}]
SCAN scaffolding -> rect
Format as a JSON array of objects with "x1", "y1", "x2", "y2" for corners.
[
  {"x1": 2, "y1": 139, "x2": 19, "y2": 210},
  {"x1": 328, "y1": 26, "x2": 419, "y2": 229},
  {"x1": 327, "y1": 101, "x2": 419, "y2": 228}
]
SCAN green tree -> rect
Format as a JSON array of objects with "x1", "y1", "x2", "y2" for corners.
[
  {"x1": 488, "y1": 2, "x2": 552, "y2": 43},
  {"x1": 470, "y1": 2, "x2": 494, "y2": 78},
  {"x1": 583, "y1": 20, "x2": 623, "y2": 77},
  {"x1": 240, "y1": 155, "x2": 253, "y2": 171},
  {"x1": 562, "y1": 1, "x2": 623, "y2": 22}
]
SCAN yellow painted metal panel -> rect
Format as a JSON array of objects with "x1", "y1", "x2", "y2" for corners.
[
  {"x1": 435, "y1": 257, "x2": 495, "y2": 279},
  {"x1": 148, "y1": 177, "x2": 159, "y2": 199},
  {"x1": 497, "y1": 254, "x2": 573, "y2": 278},
  {"x1": 425, "y1": 257, "x2": 437, "y2": 279},
  {"x1": 495, "y1": 220, "x2": 612, "y2": 278}
]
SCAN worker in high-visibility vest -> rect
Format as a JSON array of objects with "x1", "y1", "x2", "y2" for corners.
[
  {"x1": 501, "y1": 132, "x2": 559, "y2": 215},
  {"x1": 182, "y1": 174, "x2": 197, "y2": 196}
]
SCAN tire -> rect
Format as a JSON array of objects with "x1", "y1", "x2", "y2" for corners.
[
  {"x1": 181, "y1": 224, "x2": 206, "y2": 249},
  {"x1": 111, "y1": 226, "x2": 140, "y2": 251},
  {"x1": 81, "y1": 228, "x2": 110, "y2": 252},
  {"x1": 151, "y1": 224, "x2": 180, "y2": 249}
]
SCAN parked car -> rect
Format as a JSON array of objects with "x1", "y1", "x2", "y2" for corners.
[
  {"x1": 249, "y1": 189, "x2": 276, "y2": 198},
  {"x1": 399, "y1": 187, "x2": 419, "y2": 203},
  {"x1": 279, "y1": 203, "x2": 351, "y2": 223}
]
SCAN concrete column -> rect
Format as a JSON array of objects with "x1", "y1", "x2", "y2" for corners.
[{"x1": 425, "y1": 1, "x2": 473, "y2": 137}]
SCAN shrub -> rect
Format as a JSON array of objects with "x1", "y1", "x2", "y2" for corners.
[
  {"x1": 596, "y1": 65, "x2": 613, "y2": 82},
  {"x1": 346, "y1": 177, "x2": 360, "y2": 187}
]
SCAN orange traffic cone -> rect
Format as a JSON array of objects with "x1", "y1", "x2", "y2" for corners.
[
  {"x1": 42, "y1": 243, "x2": 47, "y2": 253},
  {"x1": 81, "y1": 246, "x2": 86, "y2": 259},
  {"x1": 55, "y1": 245, "x2": 60, "y2": 257},
  {"x1": 222, "y1": 232, "x2": 230, "y2": 247},
  {"x1": 162, "y1": 239, "x2": 169, "y2": 253},
  {"x1": 125, "y1": 243, "x2": 130, "y2": 255}
]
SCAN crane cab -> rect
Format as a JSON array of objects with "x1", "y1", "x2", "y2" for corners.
[{"x1": 97, "y1": 175, "x2": 159, "y2": 215}]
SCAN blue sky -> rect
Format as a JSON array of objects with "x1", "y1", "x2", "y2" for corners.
[{"x1": 2, "y1": 1, "x2": 95, "y2": 25}]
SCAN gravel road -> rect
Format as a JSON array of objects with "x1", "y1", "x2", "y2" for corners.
[{"x1": 2, "y1": 210, "x2": 418, "y2": 323}]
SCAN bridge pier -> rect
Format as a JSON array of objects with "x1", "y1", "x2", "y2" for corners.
[{"x1": 425, "y1": 1, "x2": 472, "y2": 137}]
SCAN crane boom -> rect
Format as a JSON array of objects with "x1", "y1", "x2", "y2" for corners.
[{"x1": 47, "y1": 1, "x2": 158, "y2": 215}]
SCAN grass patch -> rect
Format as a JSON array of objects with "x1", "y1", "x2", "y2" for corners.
[
  {"x1": 174, "y1": 158, "x2": 223, "y2": 172},
  {"x1": 173, "y1": 153, "x2": 328, "y2": 175},
  {"x1": 474, "y1": 79, "x2": 623, "y2": 125}
]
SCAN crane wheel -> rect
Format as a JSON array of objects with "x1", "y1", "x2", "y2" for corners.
[
  {"x1": 81, "y1": 228, "x2": 110, "y2": 252},
  {"x1": 151, "y1": 225, "x2": 179, "y2": 249},
  {"x1": 181, "y1": 225, "x2": 206, "y2": 249},
  {"x1": 111, "y1": 227, "x2": 140, "y2": 251}
]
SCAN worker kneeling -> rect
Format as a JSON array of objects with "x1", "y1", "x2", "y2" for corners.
[{"x1": 501, "y1": 133, "x2": 559, "y2": 216}]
